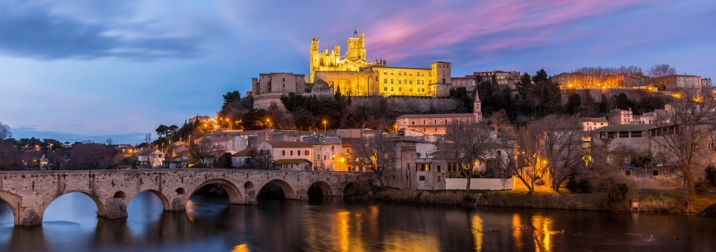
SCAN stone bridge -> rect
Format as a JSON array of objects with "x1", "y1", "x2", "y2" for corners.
[{"x1": 0, "y1": 169, "x2": 373, "y2": 226}]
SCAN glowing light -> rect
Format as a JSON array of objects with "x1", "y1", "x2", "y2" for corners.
[{"x1": 232, "y1": 244, "x2": 250, "y2": 252}]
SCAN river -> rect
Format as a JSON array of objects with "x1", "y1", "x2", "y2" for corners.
[{"x1": 0, "y1": 192, "x2": 714, "y2": 251}]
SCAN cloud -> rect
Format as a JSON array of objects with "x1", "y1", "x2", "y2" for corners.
[{"x1": 0, "y1": 1, "x2": 213, "y2": 60}]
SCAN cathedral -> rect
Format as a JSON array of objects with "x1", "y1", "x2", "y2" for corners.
[{"x1": 310, "y1": 31, "x2": 452, "y2": 98}]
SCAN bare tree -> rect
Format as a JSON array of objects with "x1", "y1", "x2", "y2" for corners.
[
  {"x1": 525, "y1": 115, "x2": 585, "y2": 192},
  {"x1": 438, "y1": 121, "x2": 494, "y2": 191},
  {"x1": 188, "y1": 139, "x2": 225, "y2": 168},
  {"x1": 647, "y1": 64, "x2": 676, "y2": 78},
  {"x1": 0, "y1": 122, "x2": 11, "y2": 140},
  {"x1": 65, "y1": 143, "x2": 118, "y2": 170},
  {"x1": 651, "y1": 90, "x2": 716, "y2": 212},
  {"x1": 350, "y1": 132, "x2": 396, "y2": 188}
]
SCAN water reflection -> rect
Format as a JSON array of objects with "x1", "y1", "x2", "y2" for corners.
[{"x1": 0, "y1": 193, "x2": 714, "y2": 251}]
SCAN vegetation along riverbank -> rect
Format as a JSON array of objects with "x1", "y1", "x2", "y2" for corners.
[{"x1": 370, "y1": 188, "x2": 716, "y2": 215}]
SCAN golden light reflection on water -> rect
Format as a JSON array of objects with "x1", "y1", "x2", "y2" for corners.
[
  {"x1": 185, "y1": 200, "x2": 196, "y2": 222},
  {"x1": 471, "y1": 215, "x2": 483, "y2": 252},
  {"x1": 512, "y1": 214, "x2": 523, "y2": 251},
  {"x1": 531, "y1": 215, "x2": 554, "y2": 252},
  {"x1": 384, "y1": 230, "x2": 439, "y2": 252},
  {"x1": 336, "y1": 210, "x2": 352, "y2": 252},
  {"x1": 232, "y1": 244, "x2": 250, "y2": 252}
]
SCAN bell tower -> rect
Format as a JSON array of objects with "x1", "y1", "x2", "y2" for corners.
[
  {"x1": 346, "y1": 30, "x2": 366, "y2": 62},
  {"x1": 473, "y1": 94, "x2": 483, "y2": 122}
]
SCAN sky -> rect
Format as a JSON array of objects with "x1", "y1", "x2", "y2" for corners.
[{"x1": 1, "y1": 0, "x2": 714, "y2": 145}]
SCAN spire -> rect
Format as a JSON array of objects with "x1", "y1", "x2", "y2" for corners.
[{"x1": 353, "y1": 29, "x2": 358, "y2": 37}]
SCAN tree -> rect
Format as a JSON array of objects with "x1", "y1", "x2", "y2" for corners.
[
  {"x1": 651, "y1": 90, "x2": 716, "y2": 212},
  {"x1": 64, "y1": 143, "x2": 118, "y2": 170},
  {"x1": 647, "y1": 64, "x2": 676, "y2": 77},
  {"x1": 0, "y1": 122, "x2": 11, "y2": 140},
  {"x1": 438, "y1": 121, "x2": 494, "y2": 191},
  {"x1": 0, "y1": 140, "x2": 22, "y2": 170},
  {"x1": 188, "y1": 139, "x2": 224, "y2": 168},
  {"x1": 156, "y1": 124, "x2": 169, "y2": 138},
  {"x1": 350, "y1": 132, "x2": 396, "y2": 188},
  {"x1": 564, "y1": 93, "x2": 582, "y2": 115},
  {"x1": 526, "y1": 115, "x2": 584, "y2": 192}
]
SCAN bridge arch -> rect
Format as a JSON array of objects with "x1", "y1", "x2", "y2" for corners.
[
  {"x1": 42, "y1": 191, "x2": 106, "y2": 221},
  {"x1": 190, "y1": 179, "x2": 243, "y2": 204},
  {"x1": 126, "y1": 190, "x2": 171, "y2": 211},
  {"x1": 259, "y1": 179, "x2": 297, "y2": 199},
  {"x1": 307, "y1": 180, "x2": 333, "y2": 199},
  {"x1": 0, "y1": 191, "x2": 22, "y2": 225}
]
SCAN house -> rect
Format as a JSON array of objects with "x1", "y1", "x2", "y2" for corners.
[
  {"x1": 231, "y1": 148, "x2": 254, "y2": 168},
  {"x1": 302, "y1": 135, "x2": 345, "y2": 171},
  {"x1": 137, "y1": 149, "x2": 165, "y2": 168},
  {"x1": 256, "y1": 141, "x2": 313, "y2": 170}
]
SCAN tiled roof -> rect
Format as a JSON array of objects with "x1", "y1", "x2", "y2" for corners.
[
  {"x1": 593, "y1": 124, "x2": 654, "y2": 132},
  {"x1": 397, "y1": 113, "x2": 475, "y2": 119},
  {"x1": 274, "y1": 159, "x2": 311, "y2": 165},
  {"x1": 263, "y1": 141, "x2": 312, "y2": 148}
]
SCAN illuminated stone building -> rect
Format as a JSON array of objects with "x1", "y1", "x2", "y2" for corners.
[
  {"x1": 310, "y1": 31, "x2": 452, "y2": 98},
  {"x1": 475, "y1": 70, "x2": 521, "y2": 89},
  {"x1": 649, "y1": 74, "x2": 703, "y2": 91},
  {"x1": 396, "y1": 96, "x2": 483, "y2": 138},
  {"x1": 552, "y1": 72, "x2": 647, "y2": 89}
]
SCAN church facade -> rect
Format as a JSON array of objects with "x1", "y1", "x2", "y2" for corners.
[{"x1": 310, "y1": 31, "x2": 452, "y2": 98}]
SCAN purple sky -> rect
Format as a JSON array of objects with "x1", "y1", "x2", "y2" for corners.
[{"x1": 1, "y1": 0, "x2": 714, "y2": 144}]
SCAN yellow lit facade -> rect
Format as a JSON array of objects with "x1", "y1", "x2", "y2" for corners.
[{"x1": 310, "y1": 31, "x2": 452, "y2": 98}]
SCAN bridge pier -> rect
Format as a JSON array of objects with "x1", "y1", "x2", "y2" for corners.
[
  {"x1": 104, "y1": 198, "x2": 127, "y2": 219},
  {"x1": 17, "y1": 205, "x2": 43, "y2": 226}
]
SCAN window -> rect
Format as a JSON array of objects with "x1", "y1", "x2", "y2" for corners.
[
  {"x1": 419, "y1": 176, "x2": 425, "y2": 181},
  {"x1": 331, "y1": 146, "x2": 335, "y2": 151},
  {"x1": 316, "y1": 154, "x2": 320, "y2": 160},
  {"x1": 384, "y1": 78, "x2": 387, "y2": 83},
  {"x1": 391, "y1": 87, "x2": 394, "y2": 91},
  {"x1": 652, "y1": 170, "x2": 659, "y2": 176},
  {"x1": 384, "y1": 87, "x2": 387, "y2": 91},
  {"x1": 297, "y1": 150, "x2": 301, "y2": 156},
  {"x1": 282, "y1": 150, "x2": 285, "y2": 156},
  {"x1": 305, "y1": 150, "x2": 309, "y2": 155},
  {"x1": 391, "y1": 79, "x2": 394, "y2": 84},
  {"x1": 290, "y1": 150, "x2": 293, "y2": 156},
  {"x1": 399, "y1": 88, "x2": 402, "y2": 91}
]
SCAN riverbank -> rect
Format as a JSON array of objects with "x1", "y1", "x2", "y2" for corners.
[{"x1": 370, "y1": 188, "x2": 716, "y2": 214}]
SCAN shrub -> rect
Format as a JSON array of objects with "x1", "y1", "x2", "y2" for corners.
[
  {"x1": 605, "y1": 181, "x2": 629, "y2": 204},
  {"x1": 695, "y1": 179, "x2": 710, "y2": 195},
  {"x1": 566, "y1": 178, "x2": 592, "y2": 193},
  {"x1": 706, "y1": 166, "x2": 716, "y2": 187}
]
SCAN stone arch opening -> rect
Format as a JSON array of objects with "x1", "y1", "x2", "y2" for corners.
[
  {"x1": 189, "y1": 179, "x2": 243, "y2": 205},
  {"x1": 307, "y1": 181, "x2": 332, "y2": 202},
  {"x1": 257, "y1": 179, "x2": 296, "y2": 201},
  {"x1": 176, "y1": 188, "x2": 186, "y2": 195},
  {"x1": 113, "y1": 191, "x2": 126, "y2": 198},
  {"x1": 43, "y1": 191, "x2": 105, "y2": 223},
  {"x1": 127, "y1": 190, "x2": 171, "y2": 211},
  {"x1": 342, "y1": 182, "x2": 366, "y2": 201},
  {"x1": 0, "y1": 191, "x2": 21, "y2": 225}
]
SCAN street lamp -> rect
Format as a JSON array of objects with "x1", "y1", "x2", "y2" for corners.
[
  {"x1": 340, "y1": 157, "x2": 345, "y2": 171},
  {"x1": 322, "y1": 119, "x2": 327, "y2": 132},
  {"x1": 266, "y1": 118, "x2": 271, "y2": 129}
]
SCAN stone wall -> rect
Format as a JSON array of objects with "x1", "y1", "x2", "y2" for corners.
[{"x1": 351, "y1": 97, "x2": 460, "y2": 113}]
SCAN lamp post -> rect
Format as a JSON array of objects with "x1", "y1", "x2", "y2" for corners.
[
  {"x1": 322, "y1": 119, "x2": 327, "y2": 132},
  {"x1": 340, "y1": 157, "x2": 345, "y2": 171},
  {"x1": 266, "y1": 118, "x2": 271, "y2": 130}
]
